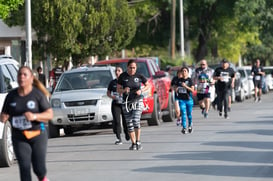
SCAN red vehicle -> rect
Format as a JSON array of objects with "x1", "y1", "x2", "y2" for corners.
[
  {"x1": 95, "y1": 58, "x2": 175, "y2": 126},
  {"x1": 49, "y1": 67, "x2": 63, "y2": 91}
]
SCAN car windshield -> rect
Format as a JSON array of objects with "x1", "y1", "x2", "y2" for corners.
[
  {"x1": 238, "y1": 70, "x2": 246, "y2": 78},
  {"x1": 246, "y1": 69, "x2": 251, "y2": 76},
  {"x1": 55, "y1": 70, "x2": 113, "y2": 92}
]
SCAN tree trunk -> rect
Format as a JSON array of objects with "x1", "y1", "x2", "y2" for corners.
[
  {"x1": 194, "y1": 2, "x2": 217, "y2": 62},
  {"x1": 211, "y1": 43, "x2": 218, "y2": 59},
  {"x1": 195, "y1": 33, "x2": 207, "y2": 62}
]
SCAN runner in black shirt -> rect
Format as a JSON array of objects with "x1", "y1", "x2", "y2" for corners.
[
  {"x1": 173, "y1": 67, "x2": 194, "y2": 134},
  {"x1": 107, "y1": 66, "x2": 129, "y2": 145},
  {"x1": 37, "y1": 66, "x2": 46, "y2": 86},
  {"x1": 1, "y1": 66, "x2": 53, "y2": 181},
  {"x1": 117, "y1": 59, "x2": 150, "y2": 150},
  {"x1": 213, "y1": 59, "x2": 235, "y2": 119},
  {"x1": 171, "y1": 69, "x2": 183, "y2": 126},
  {"x1": 251, "y1": 59, "x2": 265, "y2": 102}
]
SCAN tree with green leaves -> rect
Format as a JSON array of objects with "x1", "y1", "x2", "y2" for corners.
[
  {"x1": 184, "y1": 0, "x2": 267, "y2": 63},
  {"x1": 5, "y1": 0, "x2": 273, "y2": 66},
  {"x1": 0, "y1": 0, "x2": 23, "y2": 19},
  {"x1": 128, "y1": 0, "x2": 171, "y2": 50},
  {"x1": 6, "y1": 0, "x2": 136, "y2": 65},
  {"x1": 129, "y1": 0, "x2": 268, "y2": 65},
  {"x1": 242, "y1": 0, "x2": 273, "y2": 65}
]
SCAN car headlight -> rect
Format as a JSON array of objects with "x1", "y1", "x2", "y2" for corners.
[
  {"x1": 51, "y1": 98, "x2": 61, "y2": 108},
  {"x1": 101, "y1": 95, "x2": 110, "y2": 105}
]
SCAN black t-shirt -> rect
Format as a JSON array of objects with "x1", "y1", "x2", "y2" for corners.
[
  {"x1": 173, "y1": 77, "x2": 193, "y2": 100},
  {"x1": 107, "y1": 79, "x2": 122, "y2": 104},
  {"x1": 171, "y1": 76, "x2": 179, "y2": 87},
  {"x1": 251, "y1": 65, "x2": 264, "y2": 82},
  {"x1": 171, "y1": 76, "x2": 180, "y2": 99},
  {"x1": 2, "y1": 87, "x2": 51, "y2": 131},
  {"x1": 38, "y1": 73, "x2": 46, "y2": 86},
  {"x1": 214, "y1": 67, "x2": 235, "y2": 91},
  {"x1": 117, "y1": 72, "x2": 147, "y2": 102}
]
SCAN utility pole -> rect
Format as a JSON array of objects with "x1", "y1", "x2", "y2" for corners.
[
  {"x1": 171, "y1": 0, "x2": 176, "y2": 59},
  {"x1": 180, "y1": 0, "x2": 185, "y2": 59},
  {"x1": 25, "y1": 0, "x2": 32, "y2": 69}
]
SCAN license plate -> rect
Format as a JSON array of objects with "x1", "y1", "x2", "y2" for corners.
[{"x1": 73, "y1": 108, "x2": 89, "y2": 116}]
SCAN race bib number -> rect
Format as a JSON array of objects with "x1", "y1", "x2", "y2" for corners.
[
  {"x1": 255, "y1": 76, "x2": 261, "y2": 80},
  {"x1": 12, "y1": 115, "x2": 32, "y2": 130},
  {"x1": 197, "y1": 83, "x2": 209, "y2": 93},
  {"x1": 177, "y1": 86, "x2": 187, "y2": 94},
  {"x1": 220, "y1": 72, "x2": 230, "y2": 82}
]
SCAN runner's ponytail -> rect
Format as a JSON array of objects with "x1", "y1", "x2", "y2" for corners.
[{"x1": 33, "y1": 77, "x2": 51, "y2": 98}]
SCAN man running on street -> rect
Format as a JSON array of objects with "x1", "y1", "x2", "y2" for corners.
[
  {"x1": 251, "y1": 59, "x2": 265, "y2": 102},
  {"x1": 193, "y1": 59, "x2": 214, "y2": 118},
  {"x1": 213, "y1": 59, "x2": 235, "y2": 119}
]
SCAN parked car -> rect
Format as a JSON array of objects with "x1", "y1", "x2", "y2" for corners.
[
  {"x1": 263, "y1": 66, "x2": 273, "y2": 91},
  {"x1": 0, "y1": 55, "x2": 19, "y2": 167},
  {"x1": 48, "y1": 66, "x2": 115, "y2": 137},
  {"x1": 237, "y1": 66, "x2": 255, "y2": 100},
  {"x1": 95, "y1": 58, "x2": 175, "y2": 126}
]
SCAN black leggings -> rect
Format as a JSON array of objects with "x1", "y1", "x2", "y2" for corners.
[
  {"x1": 12, "y1": 130, "x2": 48, "y2": 181},
  {"x1": 111, "y1": 102, "x2": 128, "y2": 139},
  {"x1": 217, "y1": 89, "x2": 230, "y2": 114}
]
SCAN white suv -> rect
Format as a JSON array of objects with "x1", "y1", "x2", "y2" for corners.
[{"x1": 0, "y1": 55, "x2": 19, "y2": 167}]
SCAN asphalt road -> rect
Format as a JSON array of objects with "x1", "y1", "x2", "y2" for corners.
[{"x1": 1, "y1": 93, "x2": 273, "y2": 181}]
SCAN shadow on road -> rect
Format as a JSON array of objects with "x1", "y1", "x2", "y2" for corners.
[
  {"x1": 216, "y1": 129, "x2": 273, "y2": 136},
  {"x1": 134, "y1": 165, "x2": 273, "y2": 178}
]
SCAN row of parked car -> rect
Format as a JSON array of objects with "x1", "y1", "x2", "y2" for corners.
[{"x1": 235, "y1": 66, "x2": 273, "y2": 101}]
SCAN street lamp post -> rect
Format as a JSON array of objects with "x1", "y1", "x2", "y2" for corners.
[
  {"x1": 180, "y1": 0, "x2": 185, "y2": 59},
  {"x1": 25, "y1": 0, "x2": 32, "y2": 69},
  {"x1": 171, "y1": 0, "x2": 176, "y2": 59}
]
